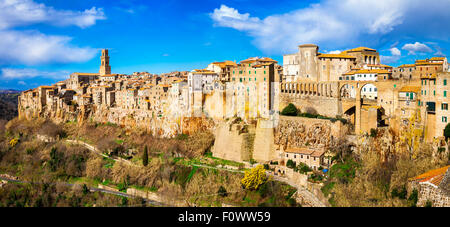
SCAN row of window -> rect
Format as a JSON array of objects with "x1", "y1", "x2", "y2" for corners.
[
  {"x1": 232, "y1": 77, "x2": 267, "y2": 82},
  {"x1": 421, "y1": 90, "x2": 448, "y2": 97},
  {"x1": 422, "y1": 79, "x2": 447, "y2": 85},
  {"x1": 286, "y1": 153, "x2": 317, "y2": 161},
  {"x1": 233, "y1": 70, "x2": 267, "y2": 75}
]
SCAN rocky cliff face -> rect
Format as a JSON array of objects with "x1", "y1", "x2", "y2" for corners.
[
  {"x1": 19, "y1": 102, "x2": 216, "y2": 138},
  {"x1": 274, "y1": 116, "x2": 346, "y2": 151}
]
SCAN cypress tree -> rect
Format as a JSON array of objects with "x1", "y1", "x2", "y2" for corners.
[{"x1": 143, "y1": 146, "x2": 149, "y2": 167}]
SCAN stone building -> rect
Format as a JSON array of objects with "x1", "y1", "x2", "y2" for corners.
[
  {"x1": 420, "y1": 72, "x2": 450, "y2": 141},
  {"x1": 283, "y1": 44, "x2": 381, "y2": 83},
  {"x1": 409, "y1": 165, "x2": 450, "y2": 207},
  {"x1": 283, "y1": 147, "x2": 328, "y2": 171}
]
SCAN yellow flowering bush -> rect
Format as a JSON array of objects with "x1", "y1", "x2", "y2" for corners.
[
  {"x1": 9, "y1": 138, "x2": 19, "y2": 147},
  {"x1": 241, "y1": 165, "x2": 267, "y2": 190}
]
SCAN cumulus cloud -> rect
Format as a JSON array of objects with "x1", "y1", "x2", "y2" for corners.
[
  {"x1": 389, "y1": 47, "x2": 401, "y2": 56},
  {"x1": 380, "y1": 47, "x2": 402, "y2": 64},
  {"x1": 0, "y1": 0, "x2": 106, "y2": 29},
  {"x1": 0, "y1": 0, "x2": 104, "y2": 66},
  {"x1": 0, "y1": 30, "x2": 98, "y2": 65},
  {"x1": 402, "y1": 42, "x2": 433, "y2": 55},
  {"x1": 210, "y1": 0, "x2": 450, "y2": 54},
  {"x1": 1, "y1": 68, "x2": 70, "y2": 80}
]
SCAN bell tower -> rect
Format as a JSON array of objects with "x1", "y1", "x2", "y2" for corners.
[{"x1": 99, "y1": 49, "x2": 111, "y2": 75}]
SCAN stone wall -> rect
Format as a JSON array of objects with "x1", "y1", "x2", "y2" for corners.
[
  {"x1": 252, "y1": 119, "x2": 277, "y2": 162},
  {"x1": 416, "y1": 183, "x2": 450, "y2": 207},
  {"x1": 211, "y1": 121, "x2": 253, "y2": 163}
]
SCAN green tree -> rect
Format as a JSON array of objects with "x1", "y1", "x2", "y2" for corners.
[
  {"x1": 82, "y1": 184, "x2": 89, "y2": 195},
  {"x1": 444, "y1": 123, "x2": 450, "y2": 140},
  {"x1": 143, "y1": 146, "x2": 149, "y2": 167},
  {"x1": 281, "y1": 103, "x2": 298, "y2": 116},
  {"x1": 286, "y1": 159, "x2": 296, "y2": 169},
  {"x1": 408, "y1": 189, "x2": 419, "y2": 207}
]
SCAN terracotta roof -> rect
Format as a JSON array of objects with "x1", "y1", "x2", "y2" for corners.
[
  {"x1": 398, "y1": 64, "x2": 416, "y2": 68},
  {"x1": 344, "y1": 69, "x2": 390, "y2": 75},
  {"x1": 410, "y1": 165, "x2": 450, "y2": 187},
  {"x1": 318, "y1": 53, "x2": 356, "y2": 59},
  {"x1": 285, "y1": 147, "x2": 314, "y2": 155},
  {"x1": 416, "y1": 62, "x2": 443, "y2": 66},
  {"x1": 192, "y1": 69, "x2": 217, "y2": 74},
  {"x1": 39, "y1": 86, "x2": 55, "y2": 89},
  {"x1": 367, "y1": 64, "x2": 393, "y2": 68},
  {"x1": 73, "y1": 73, "x2": 100, "y2": 76},
  {"x1": 430, "y1": 57, "x2": 446, "y2": 61},
  {"x1": 399, "y1": 86, "x2": 421, "y2": 93},
  {"x1": 421, "y1": 73, "x2": 437, "y2": 79}
]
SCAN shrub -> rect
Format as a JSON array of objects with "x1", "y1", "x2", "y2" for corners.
[
  {"x1": 370, "y1": 128, "x2": 378, "y2": 138},
  {"x1": 281, "y1": 104, "x2": 298, "y2": 116},
  {"x1": 9, "y1": 138, "x2": 18, "y2": 147},
  {"x1": 408, "y1": 189, "x2": 418, "y2": 207},
  {"x1": 218, "y1": 186, "x2": 228, "y2": 197},
  {"x1": 444, "y1": 123, "x2": 450, "y2": 140},
  {"x1": 263, "y1": 164, "x2": 270, "y2": 170},
  {"x1": 241, "y1": 165, "x2": 268, "y2": 190},
  {"x1": 391, "y1": 186, "x2": 407, "y2": 200},
  {"x1": 286, "y1": 159, "x2": 296, "y2": 169}
]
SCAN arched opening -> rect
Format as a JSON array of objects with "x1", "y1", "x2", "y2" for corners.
[
  {"x1": 360, "y1": 83, "x2": 378, "y2": 102},
  {"x1": 340, "y1": 84, "x2": 356, "y2": 99}
]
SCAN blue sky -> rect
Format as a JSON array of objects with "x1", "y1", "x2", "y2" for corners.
[{"x1": 1, "y1": 0, "x2": 449, "y2": 90}]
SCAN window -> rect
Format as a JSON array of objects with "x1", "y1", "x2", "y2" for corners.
[
  {"x1": 442, "y1": 103, "x2": 448, "y2": 110},
  {"x1": 445, "y1": 91, "x2": 448, "y2": 97},
  {"x1": 443, "y1": 116, "x2": 448, "y2": 123},
  {"x1": 434, "y1": 90, "x2": 436, "y2": 96}
]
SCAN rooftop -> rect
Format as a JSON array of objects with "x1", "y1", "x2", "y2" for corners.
[
  {"x1": 399, "y1": 86, "x2": 421, "y2": 93},
  {"x1": 410, "y1": 165, "x2": 450, "y2": 188}
]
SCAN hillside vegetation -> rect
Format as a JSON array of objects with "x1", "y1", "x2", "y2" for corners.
[{"x1": 0, "y1": 118, "x2": 298, "y2": 207}]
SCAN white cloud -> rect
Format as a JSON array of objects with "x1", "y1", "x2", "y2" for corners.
[
  {"x1": 0, "y1": 30, "x2": 98, "y2": 65},
  {"x1": 1, "y1": 68, "x2": 69, "y2": 80},
  {"x1": 0, "y1": 0, "x2": 104, "y2": 66},
  {"x1": 389, "y1": 47, "x2": 401, "y2": 56},
  {"x1": 0, "y1": 0, "x2": 106, "y2": 29},
  {"x1": 402, "y1": 42, "x2": 433, "y2": 55},
  {"x1": 326, "y1": 50, "x2": 342, "y2": 54},
  {"x1": 210, "y1": 1, "x2": 450, "y2": 54},
  {"x1": 18, "y1": 81, "x2": 26, "y2": 85}
]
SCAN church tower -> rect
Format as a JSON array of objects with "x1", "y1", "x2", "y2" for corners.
[{"x1": 99, "y1": 49, "x2": 111, "y2": 75}]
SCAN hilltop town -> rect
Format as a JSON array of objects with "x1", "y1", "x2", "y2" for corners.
[{"x1": 14, "y1": 44, "x2": 450, "y2": 207}]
